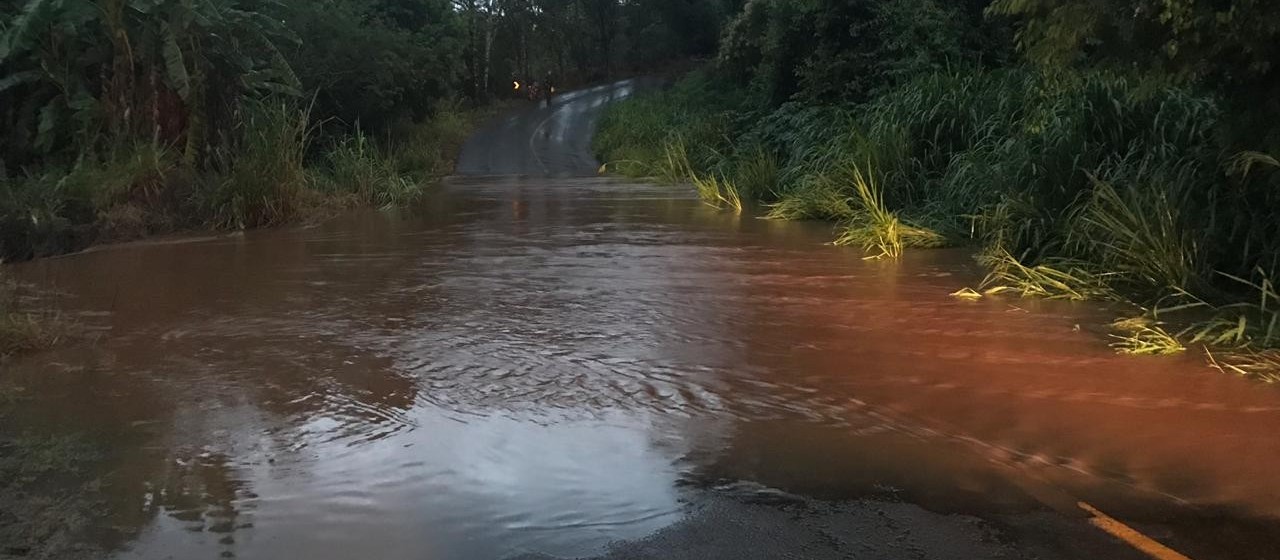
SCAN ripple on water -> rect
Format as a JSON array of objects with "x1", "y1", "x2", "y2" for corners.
[{"x1": 5, "y1": 177, "x2": 1280, "y2": 560}]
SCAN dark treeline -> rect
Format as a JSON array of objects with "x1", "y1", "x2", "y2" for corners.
[
  {"x1": 596, "y1": 0, "x2": 1280, "y2": 379},
  {"x1": 0, "y1": 0, "x2": 726, "y2": 260}
]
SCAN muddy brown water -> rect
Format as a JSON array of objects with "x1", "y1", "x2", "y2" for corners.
[{"x1": 4, "y1": 84, "x2": 1280, "y2": 559}]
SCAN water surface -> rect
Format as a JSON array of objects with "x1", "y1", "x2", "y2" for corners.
[{"x1": 5, "y1": 175, "x2": 1280, "y2": 559}]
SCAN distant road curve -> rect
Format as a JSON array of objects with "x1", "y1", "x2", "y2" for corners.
[{"x1": 454, "y1": 78, "x2": 655, "y2": 177}]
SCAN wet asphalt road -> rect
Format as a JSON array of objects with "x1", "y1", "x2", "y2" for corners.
[{"x1": 456, "y1": 79, "x2": 653, "y2": 177}]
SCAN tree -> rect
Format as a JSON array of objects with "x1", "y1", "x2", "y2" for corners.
[
  {"x1": 718, "y1": 0, "x2": 1004, "y2": 105},
  {"x1": 0, "y1": 0, "x2": 301, "y2": 168},
  {"x1": 988, "y1": 0, "x2": 1280, "y2": 90},
  {"x1": 284, "y1": 0, "x2": 463, "y2": 128},
  {"x1": 989, "y1": 0, "x2": 1280, "y2": 145}
]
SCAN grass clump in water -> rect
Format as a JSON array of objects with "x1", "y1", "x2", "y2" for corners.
[
  {"x1": 1155, "y1": 270, "x2": 1280, "y2": 381},
  {"x1": 1207, "y1": 349, "x2": 1280, "y2": 384},
  {"x1": 1109, "y1": 316, "x2": 1187, "y2": 356},
  {"x1": 0, "y1": 430, "x2": 103, "y2": 558},
  {"x1": 0, "y1": 274, "x2": 67, "y2": 358},
  {"x1": 830, "y1": 163, "x2": 942, "y2": 259},
  {"x1": 764, "y1": 178, "x2": 857, "y2": 221},
  {"x1": 1179, "y1": 271, "x2": 1279, "y2": 350},
  {"x1": 978, "y1": 247, "x2": 1116, "y2": 301},
  {"x1": 691, "y1": 173, "x2": 743, "y2": 212}
]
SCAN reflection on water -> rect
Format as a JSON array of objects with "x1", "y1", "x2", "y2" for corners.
[{"x1": 6, "y1": 176, "x2": 1280, "y2": 559}]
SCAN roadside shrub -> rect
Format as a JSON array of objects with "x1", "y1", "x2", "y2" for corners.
[
  {"x1": 321, "y1": 130, "x2": 424, "y2": 208},
  {"x1": 391, "y1": 102, "x2": 473, "y2": 179},
  {"x1": 205, "y1": 102, "x2": 314, "y2": 229}
]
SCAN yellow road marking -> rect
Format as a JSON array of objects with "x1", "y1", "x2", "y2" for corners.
[{"x1": 1078, "y1": 502, "x2": 1193, "y2": 560}]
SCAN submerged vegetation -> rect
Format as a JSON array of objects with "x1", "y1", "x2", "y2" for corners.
[
  {"x1": 830, "y1": 162, "x2": 944, "y2": 259},
  {"x1": 0, "y1": 425, "x2": 103, "y2": 558},
  {"x1": 0, "y1": 274, "x2": 65, "y2": 358},
  {"x1": 1110, "y1": 317, "x2": 1187, "y2": 356},
  {"x1": 595, "y1": 0, "x2": 1280, "y2": 381}
]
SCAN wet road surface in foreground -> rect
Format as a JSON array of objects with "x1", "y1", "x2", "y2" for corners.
[{"x1": 4, "y1": 84, "x2": 1280, "y2": 560}]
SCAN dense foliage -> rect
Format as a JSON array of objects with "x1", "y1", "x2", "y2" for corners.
[
  {"x1": 988, "y1": 0, "x2": 1280, "y2": 147},
  {"x1": 596, "y1": 0, "x2": 1280, "y2": 378},
  {"x1": 718, "y1": 0, "x2": 1008, "y2": 104},
  {"x1": 0, "y1": 0, "x2": 723, "y2": 260}
]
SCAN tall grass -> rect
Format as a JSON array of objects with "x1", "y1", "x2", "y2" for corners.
[
  {"x1": 594, "y1": 70, "x2": 745, "y2": 180},
  {"x1": 391, "y1": 101, "x2": 478, "y2": 179},
  {"x1": 1110, "y1": 317, "x2": 1187, "y2": 355},
  {"x1": 656, "y1": 137, "x2": 694, "y2": 184},
  {"x1": 320, "y1": 130, "x2": 421, "y2": 208},
  {"x1": 209, "y1": 101, "x2": 315, "y2": 229},
  {"x1": 831, "y1": 163, "x2": 943, "y2": 259},
  {"x1": 1162, "y1": 270, "x2": 1280, "y2": 350},
  {"x1": 764, "y1": 179, "x2": 857, "y2": 221},
  {"x1": 597, "y1": 65, "x2": 1280, "y2": 379},
  {"x1": 1070, "y1": 165, "x2": 1201, "y2": 295},
  {"x1": 730, "y1": 147, "x2": 779, "y2": 200},
  {"x1": 690, "y1": 173, "x2": 743, "y2": 212},
  {"x1": 0, "y1": 142, "x2": 181, "y2": 259},
  {"x1": 978, "y1": 247, "x2": 1117, "y2": 301}
]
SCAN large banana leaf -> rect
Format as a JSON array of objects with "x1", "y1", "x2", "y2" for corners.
[
  {"x1": 1, "y1": 0, "x2": 63, "y2": 61},
  {"x1": 0, "y1": 69, "x2": 42, "y2": 93},
  {"x1": 35, "y1": 94, "x2": 65, "y2": 151},
  {"x1": 162, "y1": 22, "x2": 191, "y2": 99}
]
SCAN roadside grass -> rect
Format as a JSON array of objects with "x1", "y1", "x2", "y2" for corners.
[
  {"x1": 831, "y1": 163, "x2": 944, "y2": 259},
  {"x1": 690, "y1": 172, "x2": 743, "y2": 212},
  {"x1": 1110, "y1": 317, "x2": 1187, "y2": 356},
  {"x1": 1207, "y1": 349, "x2": 1280, "y2": 383},
  {"x1": 209, "y1": 101, "x2": 316, "y2": 230},
  {"x1": 390, "y1": 99, "x2": 493, "y2": 179},
  {"x1": 731, "y1": 147, "x2": 779, "y2": 200},
  {"x1": 1070, "y1": 167, "x2": 1202, "y2": 296},
  {"x1": 977, "y1": 248, "x2": 1117, "y2": 301},
  {"x1": 594, "y1": 66, "x2": 1280, "y2": 380},
  {"x1": 0, "y1": 100, "x2": 495, "y2": 262},
  {"x1": 764, "y1": 178, "x2": 857, "y2": 221},
  {"x1": 657, "y1": 136, "x2": 694, "y2": 184},
  {"x1": 320, "y1": 129, "x2": 421, "y2": 209},
  {"x1": 1177, "y1": 271, "x2": 1279, "y2": 349}
]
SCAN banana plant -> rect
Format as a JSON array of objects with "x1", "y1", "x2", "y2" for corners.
[
  {"x1": 1, "y1": 0, "x2": 301, "y2": 168},
  {"x1": 1, "y1": 0, "x2": 103, "y2": 162}
]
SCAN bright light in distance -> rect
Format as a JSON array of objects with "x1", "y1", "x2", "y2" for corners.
[{"x1": 513, "y1": 81, "x2": 521, "y2": 91}]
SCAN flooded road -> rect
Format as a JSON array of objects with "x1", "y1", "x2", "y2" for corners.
[{"x1": 4, "y1": 83, "x2": 1280, "y2": 560}]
